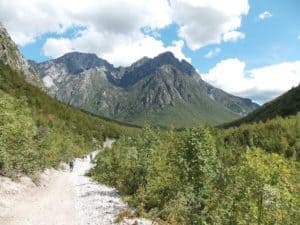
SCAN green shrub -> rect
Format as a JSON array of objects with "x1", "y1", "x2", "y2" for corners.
[
  {"x1": 91, "y1": 124, "x2": 300, "y2": 225},
  {"x1": 0, "y1": 61, "x2": 137, "y2": 177}
]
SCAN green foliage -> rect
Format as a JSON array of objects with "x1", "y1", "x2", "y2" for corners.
[
  {"x1": 0, "y1": 93, "x2": 37, "y2": 176},
  {"x1": 0, "y1": 62, "x2": 137, "y2": 177},
  {"x1": 219, "y1": 115, "x2": 300, "y2": 159},
  {"x1": 91, "y1": 121, "x2": 300, "y2": 224},
  {"x1": 171, "y1": 127, "x2": 218, "y2": 224}
]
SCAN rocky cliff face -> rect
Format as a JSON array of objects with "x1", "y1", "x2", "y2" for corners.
[
  {"x1": 30, "y1": 52, "x2": 123, "y2": 117},
  {"x1": 201, "y1": 82, "x2": 259, "y2": 116},
  {"x1": 111, "y1": 51, "x2": 197, "y2": 88},
  {"x1": 31, "y1": 51, "x2": 259, "y2": 127},
  {"x1": 0, "y1": 23, "x2": 44, "y2": 89}
]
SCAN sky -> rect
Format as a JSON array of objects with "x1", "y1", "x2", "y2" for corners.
[{"x1": 0, "y1": 0, "x2": 299, "y2": 104}]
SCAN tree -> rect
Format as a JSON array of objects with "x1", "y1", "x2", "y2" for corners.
[{"x1": 175, "y1": 127, "x2": 218, "y2": 224}]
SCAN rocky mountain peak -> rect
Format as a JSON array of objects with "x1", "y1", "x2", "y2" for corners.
[
  {"x1": 53, "y1": 52, "x2": 114, "y2": 75},
  {"x1": 155, "y1": 51, "x2": 175, "y2": 60},
  {"x1": 29, "y1": 49, "x2": 259, "y2": 126},
  {"x1": 116, "y1": 51, "x2": 197, "y2": 87},
  {"x1": 153, "y1": 51, "x2": 196, "y2": 76},
  {"x1": 0, "y1": 23, "x2": 260, "y2": 127},
  {"x1": 129, "y1": 56, "x2": 151, "y2": 69}
]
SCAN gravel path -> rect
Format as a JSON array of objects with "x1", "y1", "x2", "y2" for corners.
[
  {"x1": 0, "y1": 140, "x2": 152, "y2": 225},
  {"x1": 0, "y1": 170, "x2": 77, "y2": 225}
]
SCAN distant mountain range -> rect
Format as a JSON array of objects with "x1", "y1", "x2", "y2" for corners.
[
  {"x1": 30, "y1": 51, "x2": 259, "y2": 127},
  {"x1": 0, "y1": 23, "x2": 258, "y2": 127},
  {"x1": 224, "y1": 84, "x2": 300, "y2": 127}
]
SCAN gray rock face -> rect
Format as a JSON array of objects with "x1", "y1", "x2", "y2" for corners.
[
  {"x1": 32, "y1": 51, "x2": 259, "y2": 127},
  {"x1": 113, "y1": 51, "x2": 197, "y2": 88},
  {"x1": 0, "y1": 23, "x2": 44, "y2": 89},
  {"x1": 201, "y1": 82, "x2": 259, "y2": 116},
  {"x1": 52, "y1": 52, "x2": 114, "y2": 75},
  {"x1": 30, "y1": 54, "x2": 124, "y2": 117}
]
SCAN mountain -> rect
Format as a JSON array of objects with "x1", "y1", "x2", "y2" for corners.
[
  {"x1": 0, "y1": 23, "x2": 44, "y2": 89},
  {"x1": 0, "y1": 23, "x2": 137, "y2": 177},
  {"x1": 0, "y1": 57, "x2": 137, "y2": 178},
  {"x1": 110, "y1": 51, "x2": 197, "y2": 87},
  {"x1": 224, "y1": 84, "x2": 300, "y2": 127},
  {"x1": 31, "y1": 51, "x2": 259, "y2": 127}
]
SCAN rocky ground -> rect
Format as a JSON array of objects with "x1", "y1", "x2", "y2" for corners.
[{"x1": 0, "y1": 140, "x2": 152, "y2": 225}]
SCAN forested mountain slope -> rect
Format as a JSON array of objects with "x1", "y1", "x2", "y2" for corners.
[
  {"x1": 224, "y1": 84, "x2": 300, "y2": 127},
  {"x1": 0, "y1": 61, "x2": 136, "y2": 178}
]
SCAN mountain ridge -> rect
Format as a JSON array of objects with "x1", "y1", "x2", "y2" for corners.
[
  {"x1": 113, "y1": 51, "x2": 197, "y2": 88},
  {"x1": 30, "y1": 51, "x2": 258, "y2": 127}
]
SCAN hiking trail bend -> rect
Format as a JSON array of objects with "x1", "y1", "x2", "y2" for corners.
[{"x1": 0, "y1": 139, "x2": 151, "y2": 225}]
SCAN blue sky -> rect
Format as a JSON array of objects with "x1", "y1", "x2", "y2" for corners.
[
  {"x1": 157, "y1": 0, "x2": 300, "y2": 73},
  {"x1": 18, "y1": 0, "x2": 300, "y2": 72},
  {"x1": 1, "y1": 0, "x2": 299, "y2": 103},
  {"x1": 20, "y1": 28, "x2": 82, "y2": 63}
]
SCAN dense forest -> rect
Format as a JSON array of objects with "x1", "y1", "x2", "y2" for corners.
[
  {"x1": 0, "y1": 62, "x2": 137, "y2": 178},
  {"x1": 218, "y1": 115, "x2": 300, "y2": 159},
  {"x1": 91, "y1": 116, "x2": 300, "y2": 224}
]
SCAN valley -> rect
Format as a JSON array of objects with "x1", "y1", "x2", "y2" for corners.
[
  {"x1": 30, "y1": 51, "x2": 258, "y2": 127},
  {"x1": 0, "y1": 4, "x2": 299, "y2": 224}
]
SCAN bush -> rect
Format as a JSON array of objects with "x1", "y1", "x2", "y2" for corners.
[
  {"x1": 91, "y1": 124, "x2": 300, "y2": 225},
  {"x1": 0, "y1": 61, "x2": 137, "y2": 177}
]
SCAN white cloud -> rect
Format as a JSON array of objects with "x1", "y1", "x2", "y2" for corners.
[
  {"x1": 202, "y1": 58, "x2": 300, "y2": 104},
  {"x1": 98, "y1": 37, "x2": 191, "y2": 66},
  {"x1": 297, "y1": 35, "x2": 300, "y2": 40},
  {"x1": 170, "y1": 0, "x2": 249, "y2": 50},
  {"x1": 1, "y1": 0, "x2": 187, "y2": 66},
  {"x1": 0, "y1": 0, "x2": 72, "y2": 45},
  {"x1": 0, "y1": 0, "x2": 172, "y2": 45},
  {"x1": 223, "y1": 31, "x2": 245, "y2": 42},
  {"x1": 258, "y1": 11, "x2": 272, "y2": 20},
  {"x1": 43, "y1": 38, "x2": 72, "y2": 59},
  {"x1": 43, "y1": 29, "x2": 190, "y2": 66},
  {"x1": 204, "y1": 48, "x2": 221, "y2": 58},
  {"x1": 0, "y1": 0, "x2": 250, "y2": 65}
]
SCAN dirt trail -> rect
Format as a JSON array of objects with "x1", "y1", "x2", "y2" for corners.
[
  {"x1": 0, "y1": 139, "x2": 151, "y2": 225},
  {"x1": 0, "y1": 170, "x2": 77, "y2": 225}
]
